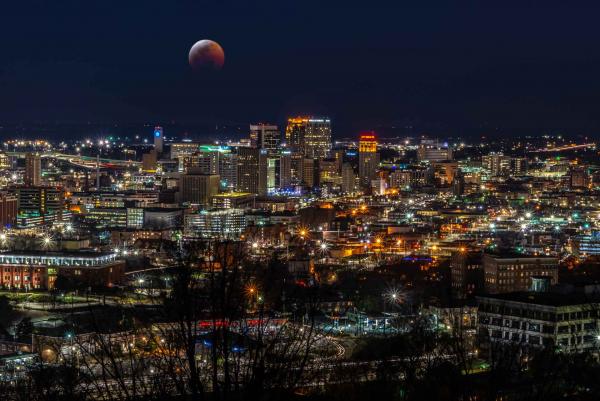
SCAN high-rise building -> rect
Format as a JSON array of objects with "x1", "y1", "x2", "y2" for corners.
[
  {"x1": 279, "y1": 151, "x2": 292, "y2": 189},
  {"x1": 13, "y1": 186, "x2": 65, "y2": 224},
  {"x1": 236, "y1": 147, "x2": 267, "y2": 196},
  {"x1": 183, "y1": 146, "x2": 237, "y2": 191},
  {"x1": 0, "y1": 192, "x2": 18, "y2": 228},
  {"x1": 285, "y1": 117, "x2": 332, "y2": 158},
  {"x1": 153, "y1": 126, "x2": 164, "y2": 153},
  {"x1": 482, "y1": 153, "x2": 512, "y2": 176},
  {"x1": 142, "y1": 150, "x2": 158, "y2": 173},
  {"x1": 417, "y1": 143, "x2": 453, "y2": 162},
  {"x1": 170, "y1": 142, "x2": 201, "y2": 171},
  {"x1": 179, "y1": 174, "x2": 220, "y2": 205},
  {"x1": 184, "y1": 151, "x2": 219, "y2": 175},
  {"x1": 249, "y1": 124, "x2": 280, "y2": 152},
  {"x1": 218, "y1": 151, "x2": 238, "y2": 191},
  {"x1": 358, "y1": 133, "x2": 379, "y2": 188},
  {"x1": 184, "y1": 208, "x2": 246, "y2": 239},
  {"x1": 290, "y1": 152, "x2": 305, "y2": 186},
  {"x1": 302, "y1": 158, "x2": 317, "y2": 188},
  {"x1": 341, "y1": 163, "x2": 356, "y2": 193},
  {"x1": 25, "y1": 153, "x2": 41, "y2": 186},
  {"x1": 389, "y1": 167, "x2": 428, "y2": 189}
]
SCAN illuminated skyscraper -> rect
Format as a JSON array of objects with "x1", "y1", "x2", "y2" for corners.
[
  {"x1": 179, "y1": 174, "x2": 220, "y2": 205},
  {"x1": 153, "y1": 126, "x2": 164, "y2": 153},
  {"x1": 358, "y1": 132, "x2": 379, "y2": 189},
  {"x1": 236, "y1": 147, "x2": 267, "y2": 196},
  {"x1": 285, "y1": 117, "x2": 332, "y2": 158},
  {"x1": 249, "y1": 123, "x2": 280, "y2": 152},
  {"x1": 25, "y1": 153, "x2": 41, "y2": 186},
  {"x1": 183, "y1": 145, "x2": 237, "y2": 190}
]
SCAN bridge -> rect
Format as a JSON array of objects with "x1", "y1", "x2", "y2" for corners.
[
  {"x1": 7, "y1": 151, "x2": 141, "y2": 169},
  {"x1": 530, "y1": 143, "x2": 596, "y2": 153}
]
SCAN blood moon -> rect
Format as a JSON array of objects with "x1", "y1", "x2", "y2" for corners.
[{"x1": 188, "y1": 40, "x2": 225, "y2": 71}]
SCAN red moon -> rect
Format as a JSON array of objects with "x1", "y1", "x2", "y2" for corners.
[{"x1": 188, "y1": 40, "x2": 225, "y2": 70}]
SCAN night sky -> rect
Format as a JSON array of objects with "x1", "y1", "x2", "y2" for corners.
[{"x1": 2, "y1": 1, "x2": 600, "y2": 138}]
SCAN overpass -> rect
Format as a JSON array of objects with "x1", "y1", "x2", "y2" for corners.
[{"x1": 7, "y1": 151, "x2": 141, "y2": 169}]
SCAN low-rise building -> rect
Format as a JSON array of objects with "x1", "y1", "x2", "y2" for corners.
[
  {"x1": 483, "y1": 252, "x2": 558, "y2": 294},
  {"x1": 0, "y1": 251, "x2": 124, "y2": 290},
  {"x1": 477, "y1": 283, "x2": 600, "y2": 354}
]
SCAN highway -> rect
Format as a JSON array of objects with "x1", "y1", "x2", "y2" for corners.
[{"x1": 7, "y1": 151, "x2": 141, "y2": 169}]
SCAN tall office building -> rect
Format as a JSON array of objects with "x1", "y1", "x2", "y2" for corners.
[
  {"x1": 183, "y1": 146, "x2": 237, "y2": 190},
  {"x1": 285, "y1": 117, "x2": 332, "y2": 158},
  {"x1": 179, "y1": 174, "x2": 220, "y2": 205},
  {"x1": 184, "y1": 208, "x2": 246, "y2": 239},
  {"x1": 25, "y1": 153, "x2": 41, "y2": 186},
  {"x1": 184, "y1": 151, "x2": 219, "y2": 175},
  {"x1": 153, "y1": 126, "x2": 164, "y2": 153},
  {"x1": 481, "y1": 153, "x2": 528, "y2": 177},
  {"x1": 417, "y1": 144, "x2": 453, "y2": 162},
  {"x1": 249, "y1": 124, "x2": 280, "y2": 152},
  {"x1": 236, "y1": 147, "x2": 267, "y2": 196},
  {"x1": 341, "y1": 163, "x2": 357, "y2": 193},
  {"x1": 358, "y1": 133, "x2": 379, "y2": 188},
  {"x1": 302, "y1": 158, "x2": 317, "y2": 188},
  {"x1": 171, "y1": 142, "x2": 201, "y2": 171},
  {"x1": 218, "y1": 151, "x2": 238, "y2": 191},
  {"x1": 290, "y1": 152, "x2": 305, "y2": 186},
  {"x1": 14, "y1": 186, "x2": 65, "y2": 217},
  {"x1": 279, "y1": 151, "x2": 292, "y2": 189},
  {"x1": 142, "y1": 150, "x2": 158, "y2": 173},
  {"x1": 0, "y1": 192, "x2": 18, "y2": 227}
]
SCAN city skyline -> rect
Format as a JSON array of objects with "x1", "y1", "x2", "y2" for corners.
[{"x1": 3, "y1": 3, "x2": 600, "y2": 400}]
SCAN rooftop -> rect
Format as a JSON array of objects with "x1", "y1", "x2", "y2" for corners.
[{"x1": 477, "y1": 289, "x2": 600, "y2": 307}]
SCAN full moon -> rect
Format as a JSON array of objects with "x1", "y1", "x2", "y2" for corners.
[{"x1": 188, "y1": 40, "x2": 225, "y2": 70}]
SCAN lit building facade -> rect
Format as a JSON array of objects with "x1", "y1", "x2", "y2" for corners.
[
  {"x1": 236, "y1": 147, "x2": 267, "y2": 196},
  {"x1": 477, "y1": 288, "x2": 600, "y2": 354},
  {"x1": 24, "y1": 153, "x2": 41, "y2": 186},
  {"x1": 184, "y1": 209, "x2": 246, "y2": 238},
  {"x1": 0, "y1": 251, "x2": 124, "y2": 290},
  {"x1": 250, "y1": 123, "x2": 280, "y2": 152},
  {"x1": 358, "y1": 133, "x2": 379, "y2": 189},
  {"x1": 285, "y1": 117, "x2": 332, "y2": 158}
]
